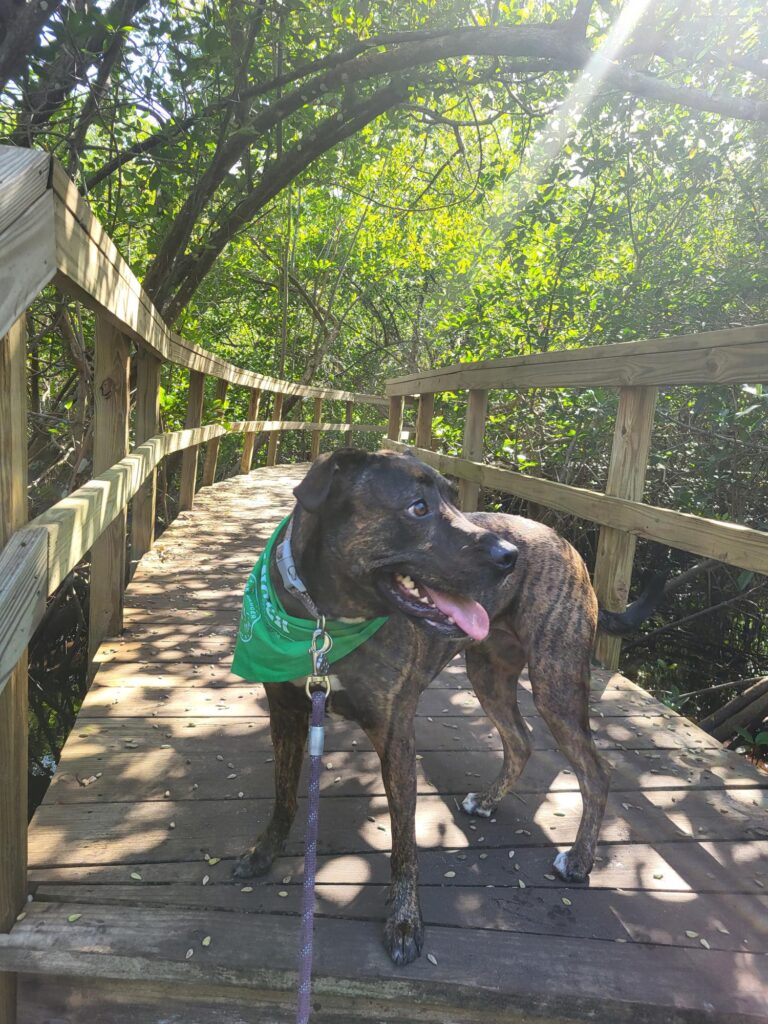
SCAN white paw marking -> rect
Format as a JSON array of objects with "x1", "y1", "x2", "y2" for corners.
[
  {"x1": 553, "y1": 851, "x2": 570, "y2": 877},
  {"x1": 462, "y1": 793, "x2": 492, "y2": 817}
]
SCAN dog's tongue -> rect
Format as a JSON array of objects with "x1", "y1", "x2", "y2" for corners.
[{"x1": 423, "y1": 586, "x2": 490, "y2": 642}]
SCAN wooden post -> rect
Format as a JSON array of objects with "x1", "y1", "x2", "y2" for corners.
[
  {"x1": 131, "y1": 346, "x2": 161, "y2": 566},
  {"x1": 593, "y1": 386, "x2": 658, "y2": 669},
  {"x1": 310, "y1": 398, "x2": 323, "y2": 460},
  {"x1": 202, "y1": 378, "x2": 229, "y2": 486},
  {"x1": 0, "y1": 316, "x2": 28, "y2": 1024},
  {"x1": 459, "y1": 388, "x2": 488, "y2": 512},
  {"x1": 344, "y1": 400, "x2": 353, "y2": 445},
  {"x1": 89, "y1": 315, "x2": 130, "y2": 661},
  {"x1": 239, "y1": 387, "x2": 261, "y2": 475},
  {"x1": 266, "y1": 392, "x2": 284, "y2": 467},
  {"x1": 387, "y1": 395, "x2": 404, "y2": 442},
  {"x1": 415, "y1": 392, "x2": 434, "y2": 450},
  {"x1": 178, "y1": 370, "x2": 205, "y2": 511}
]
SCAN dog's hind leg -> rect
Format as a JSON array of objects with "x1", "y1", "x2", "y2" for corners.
[
  {"x1": 234, "y1": 682, "x2": 308, "y2": 879},
  {"x1": 528, "y1": 650, "x2": 611, "y2": 883},
  {"x1": 462, "y1": 635, "x2": 529, "y2": 818}
]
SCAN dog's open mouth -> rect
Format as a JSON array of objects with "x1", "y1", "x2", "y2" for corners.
[{"x1": 376, "y1": 571, "x2": 490, "y2": 642}]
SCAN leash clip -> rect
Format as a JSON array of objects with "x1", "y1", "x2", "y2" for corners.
[{"x1": 306, "y1": 616, "x2": 333, "y2": 701}]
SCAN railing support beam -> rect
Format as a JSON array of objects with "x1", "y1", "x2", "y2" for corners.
[
  {"x1": 89, "y1": 316, "x2": 130, "y2": 662},
  {"x1": 239, "y1": 387, "x2": 261, "y2": 474},
  {"x1": 415, "y1": 393, "x2": 434, "y2": 450},
  {"x1": 387, "y1": 396, "x2": 404, "y2": 443},
  {"x1": 310, "y1": 398, "x2": 323, "y2": 460},
  {"x1": 459, "y1": 388, "x2": 488, "y2": 512},
  {"x1": 203, "y1": 378, "x2": 229, "y2": 486},
  {"x1": 266, "y1": 393, "x2": 284, "y2": 467},
  {"x1": 593, "y1": 385, "x2": 658, "y2": 670},
  {"x1": 0, "y1": 315, "x2": 28, "y2": 1024},
  {"x1": 179, "y1": 370, "x2": 205, "y2": 510},
  {"x1": 131, "y1": 346, "x2": 162, "y2": 567}
]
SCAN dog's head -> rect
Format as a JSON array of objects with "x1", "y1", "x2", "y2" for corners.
[{"x1": 292, "y1": 448, "x2": 518, "y2": 642}]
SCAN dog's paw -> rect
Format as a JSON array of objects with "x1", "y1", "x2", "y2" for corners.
[
  {"x1": 552, "y1": 849, "x2": 591, "y2": 884},
  {"x1": 384, "y1": 912, "x2": 424, "y2": 966},
  {"x1": 233, "y1": 846, "x2": 274, "y2": 879},
  {"x1": 462, "y1": 792, "x2": 494, "y2": 818}
]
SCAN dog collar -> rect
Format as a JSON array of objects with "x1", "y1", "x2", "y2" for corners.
[{"x1": 275, "y1": 515, "x2": 324, "y2": 621}]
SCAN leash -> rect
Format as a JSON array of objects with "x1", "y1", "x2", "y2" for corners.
[{"x1": 296, "y1": 613, "x2": 333, "y2": 1024}]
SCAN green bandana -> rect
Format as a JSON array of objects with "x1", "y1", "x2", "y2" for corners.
[{"x1": 231, "y1": 517, "x2": 389, "y2": 682}]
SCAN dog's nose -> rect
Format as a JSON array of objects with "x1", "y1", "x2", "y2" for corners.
[{"x1": 486, "y1": 537, "x2": 519, "y2": 572}]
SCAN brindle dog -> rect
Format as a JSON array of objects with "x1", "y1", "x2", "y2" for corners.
[{"x1": 235, "y1": 448, "x2": 640, "y2": 965}]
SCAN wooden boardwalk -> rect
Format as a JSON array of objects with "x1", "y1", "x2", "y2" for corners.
[{"x1": 2, "y1": 466, "x2": 768, "y2": 1023}]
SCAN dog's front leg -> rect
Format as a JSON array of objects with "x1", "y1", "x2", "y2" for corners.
[
  {"x1": 363, "y1": 700, "x2": 423, "y2": 966},
  {"x1": 234, "y1": 682, "x2": 308, "y2": 879}
]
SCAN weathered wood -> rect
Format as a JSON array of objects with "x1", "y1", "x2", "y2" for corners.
[
  {"x1": 202, "y1": 378, "x2": 229, "y2": 486},
  {"x1": 266, "y1": 393, "x2": 284, "y2": 466},
  {"x1": 383, "y1": 440, "x2": 768, "y2": 576},
  {"x1": 0, "y1": 190, "x2": 57, "y2": 341},
  {"x1": 0, "y1": 146, "x2": 50, "y2": 235},
  {"x1": 700, "y1": 677, "x2": 768, "y2": 735},
  {"x1": 415, "y1": 392, "x2": 435, "y2": 450},
  {"x1": 89, "y1": 318, "x2": 131, "y2": 662},
  {"x1": 593, "y1": 386, "x2": 658, "y2": 669},
  {"x1": 0, "y1": 315, "x2": 28, "y2": 1024},
  {"x1": 459, "y1": 388, "x2": 488, "y2": 512},
  {"x1": 32, "y1": 425, "x2": 228, "y2": 596},
  {"x1": 387, "y1": 395, "x2": 404, "y2": 442},
  {"x1": 178, "y1": 371, "x2": 205, "y2": 511},
  {"x1": 386, "y1": 323, "x2": 768, "y2": 395},
  {"x1": 51, "y1": 161, "x2": 385, "y2": 407},
  {"x1": 131, "y1": 347, "x2": 162, "y2": 566},
  {"x1": 344, "y1": 400, "x2": 353, "y2": 443},
  {"x1": 238, "y1": 388, "x2": 261, "y2": 475},
  {"x1": 310, "y1": 397, "x2": 323, "y2": 460},
  {"x1": 0, "y1": 529, "x2": 47, "y2": 697},
  {"x1": 4, "y1": 903, "x2": 768, "y2": 1023}
]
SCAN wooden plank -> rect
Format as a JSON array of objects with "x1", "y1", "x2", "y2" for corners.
[
  {"x1": 29, "y1": 881, "x2": 768, "y2": 956},
  {"x1": 387, "y1": 394, "x2": 404, "y2": 443},
  {"x1": 238, "y1": 387, "x2": 261, "y2": 475},
  {"x1": 31, "y1": 425, "x2": 227, "y2": 595},
  {"x1": 0, "y1": 314, "x2": 28, "y2": 1024},
  {"x1": 25, "y1": 784, "x2": 768, "y2": 867},
  {"x1": 178, "y1": 371, "x2": 205, "y2": 512},
  {"x1": 201, "y1": 378, "x2": 229, "y2": 487},
  {"x1": 385, "y1": 323, "x2": 768, "y2": 395},
  {"x1": 266, "y1": 393, "x2": 284, "y2": 467},
  {"x1": 131, "y1": 347, "x2": 162, "y2": 565},
  {"x1": 459, "y1": 388, "x2": 488, "y2": 512},
  {"x1": 25, "y1": 839, "x2": 768, "y2": 897},
  {"x1": 383, "y1": 440, "x2": 768, "y2": 575},
  {"x1": 0, "y1": 529, "x2": 47, "y2": 697},
  {"x1": 0, "y1": 190, "x2": 57, "y2": 340},
  {"x1": 593, "y1": 386, "x2": 658, "y2": 669},
  {"x1": 89, "y1": 317, "x2": 131, "y2": 662},
  {"x1": 3, "y1": 903, "x2": 768, "y2": 1022},
  {"x1": 344, "y1": 399, "x2": 353, "y2": 443},
  {"x1": 415, "y1": 392, "x2": 434, "y2": 450},
  {"x1": 310, "y1": 397, "x2": 323, "y2": 460},
  {"x1": 0, "y1": 146, "x2": 50, "y2": 235}
]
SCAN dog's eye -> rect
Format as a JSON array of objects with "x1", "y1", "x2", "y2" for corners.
[{"x1": 408, "y1": 499, "x2": 429, "y2": 518}]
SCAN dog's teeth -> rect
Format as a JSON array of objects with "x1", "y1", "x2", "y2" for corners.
[
  {"x1": 419, "y1": 596, "x2": 430, "y2": 604},
  {"x1": 447, "y1": 615, "x2": 455, "y2": 623},
  {"x1": 402, "y1": 575, "x2": 415, "y2": 589}
]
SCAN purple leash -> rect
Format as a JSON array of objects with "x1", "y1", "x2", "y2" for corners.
[{"x1": 296, "y1": 627, "x2": 332, "y2": 1024}]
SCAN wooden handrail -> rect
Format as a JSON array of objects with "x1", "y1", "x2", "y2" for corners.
[{"x1": 386, "y1": 322, "x2": 768, "y2": 395}]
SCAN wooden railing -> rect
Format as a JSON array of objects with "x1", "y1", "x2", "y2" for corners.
[
  {"x1": 384, "y1": 324, "x2": 768, "y2": 670},
  {"x1": 0, "y1": 146, "x2": 388, "y2": 1016}
]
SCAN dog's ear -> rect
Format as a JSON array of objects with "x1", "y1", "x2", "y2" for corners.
[{"x1": 293, "y1": 449, "x2": 367, "y2": 512}]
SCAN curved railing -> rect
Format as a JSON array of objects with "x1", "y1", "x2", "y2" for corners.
[
  {"x1": 383, "y1": 324, "x2": 768, "y2": 671},
  {"x1": 0, "y1": 145, "x2": 388, "y2": 982}
]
